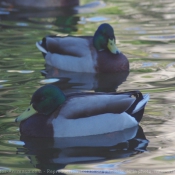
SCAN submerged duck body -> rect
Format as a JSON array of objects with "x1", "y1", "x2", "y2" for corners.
[
  {"x1": 15, "y1": 85, "x2": 149, "y2": 138},
  {"x1": 36, "y1": 23, "x2": 129, "y2": 73}
]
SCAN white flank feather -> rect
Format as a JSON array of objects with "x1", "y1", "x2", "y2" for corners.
[
  {"x1": 45, "y1": 52, "x2": 96, "y2": 73},
  {"x1": 52, "y1": 112, "x2": 138, "y2": 138}
]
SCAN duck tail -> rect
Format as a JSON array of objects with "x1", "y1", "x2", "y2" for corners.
[
  {"x1": 36, "y1": 40, "x2": 47, "y2": 54},
  {"x1": 126, "y1": 92, "x2": 149, "y2": 122}
]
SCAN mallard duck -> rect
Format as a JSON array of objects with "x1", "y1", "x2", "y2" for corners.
[
  {"x1": 15, "y1": 85, "x2": 149, "y2": 138},
  {"x1": 36, "y1": 23, "x2": 129, "y2": 73}
]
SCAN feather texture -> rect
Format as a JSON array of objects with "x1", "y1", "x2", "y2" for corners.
[
  {"x1": 36, "y1": 23, "x2": 129, "y2": 73},
  {"x1": 17, "y1": 85, "x2": 149, "y2": 137}
]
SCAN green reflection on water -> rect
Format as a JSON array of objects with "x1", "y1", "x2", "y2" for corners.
[
  {"x1": 0, "y1": 0, "x2": 175, "y2": 173},
  {"x1": 97, "y1": 6, "x2": 123, "y2": 14}
]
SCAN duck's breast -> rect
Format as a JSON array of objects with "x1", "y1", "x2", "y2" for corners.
[{"x1": 96, "y1": 51, "x2": 129, "y2": 72}]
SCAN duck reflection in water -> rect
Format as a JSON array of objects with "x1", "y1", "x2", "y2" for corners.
[
  {"x1": 18, "y1": 126, "x2": 148, "y2": 174},
  {"x1": 41, "y1": 65, "x2": 129, "y2": 92}
]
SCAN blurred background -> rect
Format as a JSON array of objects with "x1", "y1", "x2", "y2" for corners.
[{"x1": 0, "y1": 0, "x2": 175, "y2": 174}]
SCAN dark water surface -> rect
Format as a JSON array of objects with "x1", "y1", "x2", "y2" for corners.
[{"x1": 0, "y1": 0, "x2": 175, "y2": 174}]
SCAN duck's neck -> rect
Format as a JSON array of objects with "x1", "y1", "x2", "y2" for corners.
[{"x1": 49, "y1": 91, "x2": 66, "y2": 114}]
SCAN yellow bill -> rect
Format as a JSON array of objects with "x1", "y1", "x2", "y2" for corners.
[
  {"x1": 15, "y1": 104, "x2": 37, "y2": 122},
  {"x1": 107, "y1": 39, "x2": 120, "y2": 54}
]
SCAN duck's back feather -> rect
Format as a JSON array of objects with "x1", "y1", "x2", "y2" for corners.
[
  {"x1": 36, "y1": 36, "x2": 98, "y2": 73},
  {"x1": 45, "y1": 36, "x2": 93, "y2": 57},
  {"x1": 60, "y1": 94, "x2": 135, "y2": 119},
  {"x1": 64, "y1": 91, "x2": 148, "y2": 121}
]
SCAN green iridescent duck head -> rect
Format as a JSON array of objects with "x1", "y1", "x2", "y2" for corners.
[
  {"x1": 93, "y1": 23, "x2": 120, "y2": 54},
  {"x1": 15, "y1": 85, "x2": 66, "y2": 122}
]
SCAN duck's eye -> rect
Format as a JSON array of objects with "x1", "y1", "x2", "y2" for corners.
[{"x1": 27, "y1": 108, "x2": 30, "y2": 111}]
